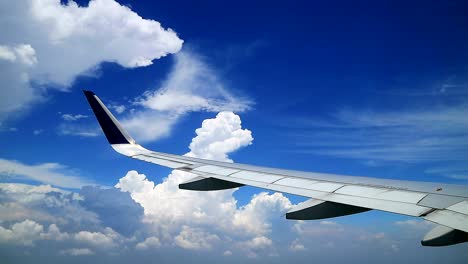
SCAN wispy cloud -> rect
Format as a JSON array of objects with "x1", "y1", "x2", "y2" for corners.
[
  {"x1": 425, "y1": 166, "x2": 468, "y2": 180},
  {"x1": 120, "y1": 50, "x2": 253, "y2": 142},
  {"x1": 57, "y1": 123, "x2": 99, "y2": 137},
  {"x1": 33, "y1": 129, "x2": 43, "y2": 135},
  {"x1": 288, "y1": 105, "x2": 468, "y2": 163},
  {"x1": 61, "y1": 114, "x2": 88, "y2": 121},
  {"x1": 0, "y1": 158, "x2": 94, "y2": 188}
]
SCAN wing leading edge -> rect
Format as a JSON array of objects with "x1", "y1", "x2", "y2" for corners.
[{"x1": 83, "y1": 90, "x2": 468, "y2": 247}]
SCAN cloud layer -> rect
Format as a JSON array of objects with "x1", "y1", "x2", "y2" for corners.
[{"x1": 0, "y1": 159, "x2": 94, "y2": 188}]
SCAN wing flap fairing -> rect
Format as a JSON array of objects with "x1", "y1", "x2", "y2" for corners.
[
  {"x1": 179, "y1": 176, "x2": 244, "y2": 191},
  {"x1": 421, "y1": 225, "x2": 468, "y2": 246},
  {"x1": 286, "y1": 199, "x2": 371, "y2": 220}
]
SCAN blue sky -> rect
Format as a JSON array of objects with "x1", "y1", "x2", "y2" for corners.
[{"x1": 1, "y1": 0, "x2": 468, "y2": 262}]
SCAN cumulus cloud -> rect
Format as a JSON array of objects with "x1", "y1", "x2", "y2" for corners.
[
  {"x1": 0, "y1": 0, "x2": 183, "y2": 119},
  {"x1": 135, "y1": 236, "x2": 161, "y2": 250},
  {"x1": 241, "y1": 235, "x2": 273, "y2": 249},
  {"x1": 74, "y1": 230, "x2": 116, "y2": 249},
  {"x1": 0, "y1": 158, "x2": 94, "y2": 188},
  {"x1": 0, "y1": 219, "x2": 43, "y2": 246},
  {"x1": 174, "y1": 226, "x2": 220, "y2": 250},
  {"x1": 121, "y1": 51, "x2": 252, "y2": 142},
  {"x1": 116, "y1": 111, "x2": 290, "y2": 255},
  {"x1": 0, "y1": 183, "x2": 140, "y2": 253},
  {"x1": 231, "y1": 192, "x2": 292, "y2": 236},
  {"x1": 0, "y1": 183, "x2": 99, "y2": 226},
  {"x1": 289, "y1": 239, "x2": 306, "y2": 251},
  {"x1": 187, "y1": 112, "x2": 253, "y2": 161}
]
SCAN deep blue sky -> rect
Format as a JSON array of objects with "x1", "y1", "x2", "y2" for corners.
[
  {"x1": 1, "y1": 0, "x2": 468, "y2": 262},
  {"x1": 4, "y1": 0, "x2": 468, "y2": 185}
]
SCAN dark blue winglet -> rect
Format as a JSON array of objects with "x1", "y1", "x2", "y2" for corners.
[{"x1": 83, "y1": 90, "x2": 134, "y2": 145}]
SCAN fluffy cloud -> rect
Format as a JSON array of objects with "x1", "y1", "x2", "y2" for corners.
[
  {"x1": 121, "y1": 51, "x2": 252, "y2": 142},
  {"x1": 231, "y1": 192, "x2": 292, "y2": 236},
  {"x1": 0, "y1": 158, "x2": 94, "y2": 188},
  {"x1": 74, "y1": 230, "x2": 116, "y2": 249},
  {"x1": 0, "y1": 0, "x2": 183, "y2": 119},
  {"x1": 0, "y1": 183, "x2": 99, "y2": 226},
  {"x1": 0, "y1": 219, "x2": 43, "y2": 246},
  {"x1": 188, "y1": 112, "x2": 253, "y2": 161},
  {"x1": 174, "y1": 226, "x2": 220, "y2": 250},
  {"x1": 0, "y1": 183, "x2": 139, "y2": 252},
  {"x1": 289, "y1": 239, "x2": 306, "y2": 251},
  {"x1": 116, "y1": 111, "x2": 291, "y2": 254},
  {"x1": 135, "y1": 236, "x2": 161, "y2": 250}
]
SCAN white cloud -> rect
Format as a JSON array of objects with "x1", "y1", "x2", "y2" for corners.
[
  {"x1": 289, "y1": 239, "x2": 306, "y2": 251},
  {"x1": 0, "y1": 183, "x2": 99, "y2": 226},
  {"x1": 41, "y1": 224, "x2": 70, "y2": 241},
  {"x1": 74, "y1": 230, "x2": 116, "y2": 249},
  {"x1": 57, "y1": 123, "x2": 99, "y2": 137},
  {"x1": 320, "y1": 220, "x2": 338, "y2": 226},
  {"x1": 237, "y1": 235, "x2": 275, "y2": 258},
  {"x1": 0, "y1": 218, "x2": 112, "y2": 250},
  {"x1": 0, "y1": 44, "x2": 37, "y2": 65},
  {"x1": 241, "y1": 236, "x2": 272, "y2": 249},
  {"x1": 394, "y1": 219, "x2": 434, "y2": 230},
  {"x1": 61, "y1": 114, "x2": 88, "y2": 121},
  {"x1": 0, "y1": 158, "x2": 94, "y2": 188},
  {"x1": 0, "y1": 0, "x2": 183, "y2": 119},
  {"x1": 0, "y1": 219, "x2": 43, "y2": 246},
  {"x1": 116, "y1": 112, "x2": 290, "y2": 254},
  {"x1": 33, "y1": 129, "x2": 43, "y2": 135},
  {"x1": 109, "y1": 104, "x2": 126, "y2": 114},
  {"x1": 60, "y1": 248, "x2": 94, "y2": 256},
  {"x1": 289, "y1": 105, "x2": 468, "y2": 165},
  {"x1": 187, "y1": 112, "x2": 253, "y2": 161},
  {"x1": 135, "y1": 236, "x2": 161, "y2": 250},
  {"x1": 174, "y1": 226, "x2": 220, "y2": 250},
  {"x1": 232, "y1": 192, "x2": 292, "y2": 236},
  {"x1": 0, "y1": 45, "x2": 17, "y2": 62},
  {"x1": 121, "y1": 51, "x2": 252, "y2": 142},
  {"x1": 136, "y1": 52, "x2": 251, "y2": 114}
]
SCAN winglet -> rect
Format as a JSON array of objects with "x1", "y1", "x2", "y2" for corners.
[{"x1": 83, "y1": 90, "x2": 135, "y2": 145}]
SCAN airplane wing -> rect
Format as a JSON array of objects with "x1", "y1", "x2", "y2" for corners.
[{"x1": 83, "y1": 90, "x2": 468, "y2": 247}]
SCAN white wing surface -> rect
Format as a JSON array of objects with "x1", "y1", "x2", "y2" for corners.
[{"x1": 83, "y1": 90, "x2": 468, "y2": 247}]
